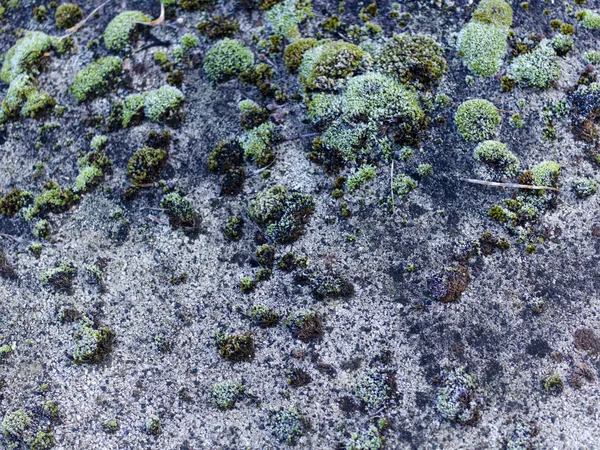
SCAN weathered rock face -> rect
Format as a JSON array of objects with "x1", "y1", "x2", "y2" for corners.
[{"x1": 0, "y1": 0, "x2": 599, "y2": 448}]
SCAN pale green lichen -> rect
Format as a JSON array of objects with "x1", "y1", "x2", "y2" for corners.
[
  {"x1": 457, "y1": 21, "x2": 507, "y2": 77},
  {"x1": 265, "y1": 0, "x2": 312, "y2": 39},
  {"x1": 531, "y1": 161, "x2": 560, "y2": 187},
  {"x1": 343, "y1": 425, "x2": 384, "y2": 450},
  {"x1": 268, "y1": 408, "x2": 304, "y2": 444},
  {"x1": 435, "y1": 366, "x2": 478, "y2": 424},
  {"x1": 212, "y1": 381, "x2": 245, "y2": 409},
  {"x1": 507, "y1": 39, "x2": 560, "y2": 89},
  {"x1": 204, "y1": 39, "x2": 254, "y2": 82},
  {"x1": 103, "y1": 11, "x2": 150, "y2": 52},
  {"x1": 392, "y1": 174, "x2": 417, "y2": 196},
  {"x1": 455, "y1": 99, "x2": 501, "y2": 142},
  {"x1": 71, "y1": 321, "x2": 114, "y2": 364},
  {"x1": 71, "y1": 56, "x2": 123, "y2": 102},
  {"x1": 1, "y1": 74, "x2": 55, "y2": 121},
  {"x1": 2, "y1": 409, "x2": 33, "y2": 440},
  {"x1": 74, "y1": 165, "x2": 103, "y2": 193},
  {"x1": 355, "y1": 367, "x2": 393, "y2": 412},
  {"x1": 240, "y1": 122, "x2": 276, "y2": 167},
  {"x1": 473, "y1": 140, "x2": 520, "y2": 180},
  {"x1": 90, "y1": 135, "x2": 108, "y2": 151},
  {"x1": 572, "y1": 178, "x2": 597, "y2": 198},
  {"x1": 347, "y1": 164, "x2": 376, "y2": 191},
  {"x1": 578, "y1": 9, "x2": 600, "y2": 30},
  {"x1": 144, "y1": 85, "x2": 185, "y2": 122},
  {"x1": 0, "y1": 31, "x2": 53, "y2": 83}
]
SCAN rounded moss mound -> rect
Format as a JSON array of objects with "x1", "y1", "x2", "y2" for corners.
[
  {"x1": 55, "y1": 3, "x2": 82, "y2": 29},
  {"x1": 578, "y1": 9, "x2": 600, "y2": 30},
  {"x1": 455, "y1": 99, "x2": 501, "y2": 142},
  {"x1": 204, "y1": 39, "x2": 254, "y2": 82},
  {"x1": 473, "y1": 140, "x2": 520, "y2": 180},
  {"x1": 70, "y1": 56, "x2": 122, "y2": 102},
  {"x1": 144, "y1": 85, "x2": 185, "y2": 123},
  {"x1": 457, "y1": 21, "x2": 507, "y2": 77},
  {"x1": 298, "y1": 41, "x2": 367, "y2": 91},
  {"x1": 103, "y1": 11, "x2": 150, "y2": 52},
  {"x1": 284, "y1": 38, "x2": 319, "y2": 73},
  {"x1": 376, "y1": 33, "x2": 447, "y2": 88},
  {"x1": 0, "y1": 31, "x2": 53, "y2": 83},
  {"x1": 507, "y1": 39, "x2": 560, "y2": 89},
  {"x1": 472, "y1": 0, "x2": 513, "y2": 28}
]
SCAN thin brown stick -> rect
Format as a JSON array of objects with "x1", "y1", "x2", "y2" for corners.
[
  {"x1": 61, "y1": 0, "x2": 113, "y2": 38},
  {"x1": 462, "y1": 178, "x2": 560, "y2": 193},
  {"x1": 130, "y1": 3, "x2": 164, "y2": 25}
]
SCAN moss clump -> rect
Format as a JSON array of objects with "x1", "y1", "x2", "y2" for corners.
[
  {"x1": 455, "y1": 99, "x2": 501, "y2": 142},
  {"x1": 249, "y1": 185, "x2": 315, "y2": 244},
  {"x1": 204, "y1": 39, "x2": 254, "y2": 82},
  {"x1": 23, "y1": 181, "x2": 78, "y2": 220},
  {"x1": 578, "y1": 9, "x2": 600, "y2": 29},
  {"x1": 71, "y1": 321, "x2": 115, "y2": 363},
  {"x1": 435, "y1": 366, "x2": 479, "y2": 424},
  {"x1": 73, "y1": 165, "x2": 103, "y2": 194},
  {"x1": 265, "y1": 0, "x2": 312, "y2": 39},
  {"x1": 33, "y1": 220, "x2": 51, "y2": 240},
  {"x1": 223, "y1": 216, "x2": 243, "y2": 241},
  {"x1": 127, "y1": 147, "x2": 167, "y2": 184},
  {"x1": 0, "y1": 188, "x2": 33, "y2": 217},
  {"x1": 103, "y1": 11, "x2": 150, "y2": 52},
  {"x1": 208, "y1": 139, "x2": 244, "y2": 173},
  {"x1": 472, "y1": 0, "x2": 513, "y2": 27},
  {"x1": 121, "y1": 93, "x2": 146, "y2": 127},
  {"x1": 1, "y1": 74, "x2": 56, "y2": 121},
  {"x1": 41, "y1": 262, "x2": 77, "y2": 293},
  {"x1": 240, "y1": 122, "x2": 276, "y2": 167},
  {"x1": 343, "y1": 425, "x2": 384, "y2": 450},
  {"x1": 427, "y1": 264, "x2": 470, "y2": 302},
  {"x1": 355, "y1": 367, "x2": 394, "y2": 412},
  {"x1": 55, "y1": 3, "x2": 82, "y2": 29},
  {"x1": 417, "y1": 163, "x2": 433, "y2": 178},
  {"x1": 376, "y1": 33, "x2": 447, "y2": 88},
  {"x1": 0, "y1": 31, "x2": 53, "y2": 83},
  {"x1": 268, "y1": 408, "x2": 305, "y2": 444},
  {"x1": 572, "y1": 178, "x2": 597, "y2": 198},
  {"x1": 239, "y1": 99, "x2": 269, "y2": 130},
  {"x1": 298, "y1": 41, "x2": 366, "y2": 91},
  {"x1": 473, "y1": 140, "x2": 520, "y2": 180},
  {"x1": 284, "y1": 38, "x2": 318, "y2": 73},
  {"x1": 507, "y1": 40, "x2": 560, "y2": 89},
  {"x1": 250, "y1": 305, "x2": 279, "y2": 327},
  {"x1": 215, "y1": 331, "x2": 255, "y2": 361},
  {"x1": 0, "y1": 344, "x2": 14, "y2": 362},
  {"x1": 551, "y1": 34, "x2": 574, "y2": 56},
  {"x1": 103, "y1": 418, "x2": 119, "y2": 433},
  {"x1": 30, "y1": 430, "x2": 55, "y2": 449},
  {"x1": 541, "y1": 373, "x2": 564, "y2": 394},
  {"x1": 34, "y1": 5, "x2": 48, "y2": 22},
  {"x1": 255, "y1": 244, "x2": 275, "y2": 267},
  {"x1": 457, "y1": 21, "x2": 507, "y2": 77},
  {"x1": 306, "y1": 270, "x2": 354, "y2": 299},
  {"x1": 392, "y1": 174, "x2": 417, "y2": 196},
  {"x1": 160, "y1": 192, "x2": 197, "y2": 228},
  {"x1": 212, "y1": 381, "x2": 245, "y2": 409},
  {"x1": 197, "y1": 15, "x2": 240, "y2": 39},
  {"x1": 286, "y1": 310, "x2": 323, "y2": 341},
  {"x1": 531, "y1": 161, "x2": 560, "y2": 187},
  {"x1": 145, "y1": 416, "x2": 162, "y2": 436},
  {"x1": 240, "y1": 276, "x2": 256, "y2": 293},
  {"x1": 71, "y1": 56, "x2": 123, "y2": 102},
  {"x1": 346, "y1": 165, "x2": 376, "y2": 192},
  {"x1": 2, "y1": 409, "x2": 33, "y2": 440},
  {"x1": 144, "y1": 85, "x2": 185, "y2": 123}
]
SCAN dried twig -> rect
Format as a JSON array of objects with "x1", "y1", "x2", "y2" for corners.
[
  {"x1": 148, "y1": 214, "x2": 169, "y2": 226},
  {"x1": 130, "y1": 3, "x2": 164, "y2": 26},
  {"x1": 390, "y1": 160, "x2": 394, "y2": 212},
  {"x1": 61, "y1": 0, "x2": 113, "y2": 38},
  {"x1": 462, "y1": 178, "x2": 560, "y2": 193}
]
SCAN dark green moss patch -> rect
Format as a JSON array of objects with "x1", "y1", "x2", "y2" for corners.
[
  {"x1": 215, "y1": 331, "x2": 255, "y2": 361},
  {"x1": 286, "y1": 310, "x2": 323, "y2": 341},
  {"x1": 127, "y1": 147, "x2": 167, "y2": 185}
]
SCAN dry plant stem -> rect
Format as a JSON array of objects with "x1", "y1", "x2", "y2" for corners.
[
  {"x1": 62, "y1": 0, "x2": 113, "y2": 38},
  {"x1": 463, "y1": 178, "x2": 560, "y2": 193}
]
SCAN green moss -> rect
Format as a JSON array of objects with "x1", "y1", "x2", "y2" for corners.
[
  {"x1": 127, "y1": 147, "x2": 167, "y2": 184},
  {"x1": 284, "y1": 38, "x2": 318, "y2": 73},
  {"x1": 286, "y1": 310, "x2": 323, "y2": 341},
  {"x1": 103, "y1": 418, "x2": 119, "y2": 433},
  {"x1": 347, "y1": 164, "x2": 376, "y2": 191},
  {"x1": 376, "y1": 33, "x2": 447, "y2": 88},
  {"x1": 0, "y1": 31, "x2": 53, "y2": 83},
  {"x1": 2, "y1": 409, "x2": 33, "y2": 439},
  {"x1": 392, "y1": 174, "x2": 417, "y2": 196},
  {"x1": 0, "y1": 344, "x2": 14, "y2": 362},
  {"x1": 265, "y1": 0, "x2": 312, "y2": 39},
  {"x1": 240, "y1": 276, "x2": 256, "y2": 293},
  {"x1": 343, "y1": 424, "x2": 383, "y2": 450},
  {"x1": 215, "y1": 331, "x2": 255, "y2": 361},
  {"x1": 55, "y1": 3, "x2": 82, "y2": 29},
  {"x1": 30, "y1": 430, "x2": 56, "y2": 449},
  {"x1": 0, "y1": 188, "x2": 33, "y2": 217},
  {"x1": 551, "y1": 34, "x2": 574, "y2": 56},
  {"x1": 197, "y1": 15, "x2": 240, "y2": 39},
  {"x1": 41, "y1": 262, "x2": 77, "y2": 293},
  {"x1": 204, "y1": 38, "x2": 254, "y2": 82},
  {"x1": 354, "y1": 367, "x2": 394, "y2": 412},
  {"x1": 160, "y1": 192, "x2": 197, "y2": 228},
  {"x1": 417, "y1": 163, "x2": 433, "y2": 178},
  {"x1": 212, "y1": 381, "x2": 245, "y2": 409},
  {"x1": 455, "y1": 99, "x2": 501, "y2": 142},
  {"x1": 509, "y1": 113, "x2": 524, "y2": 128},
  {"x1": 507, "y1": 40, "x2": 560, "y2": 89},
  {"x1": 103, "y1": 11, "x2": 150, "y2": 52},
  {"x1": 457, "y1": 21, "x2": 507, "y2": 77},
  {"x1": 34, "y1": 5, "x2": 48, "y2": 22},
  {"x1": 121, "y1": 93, "x2": 146, "y2": 127},
  {"x1": 239, "y1": 99, "x2": 269, "y2": 129},
  {"x1": 71, "y1": 321, "x2": 115, "y2": 363},
  {"x1": 208, "y1": 139, "x2": 243, "y2": 173},
  {"x1": 250, "y1": 304, "x2": 279, "y2": 327},
  {"x1": 306, "y1": 93, "x2": 343, "y2": 124},
  {"x1": 74, "y1": 165, "x2": 103, "y2": 193},
  {"x1": 541, "y1": 374, "x2": 563, "y2": 394},
  {"x1": 308, "y1": 270, "x2": 354, "y2": 299},
  {"x1": 144, "y1": 85, "x2": 185, "y2": 123},
  {"x1": 41, "y1": 401, "x2": 60, "y2": 420},
  {"x1": 298, "y1": 41, "x2": 366, "y2": 91},
  {"x1": 322, "y1": 15, "x2": 340, "y2": 31},
  {"x1": 578, "y1": 9, "x2": 600, "y2": 29},
  {"x1": 472, "y1": 0, "x2": 512, "y2": 28},
  {"x1": 90, "y1": 135, "x2": 108, "y2": 151},
  {"x1": 29, "y1": 243, "x2": 43, "y2": 258},
  {"x1": 531, "y1": 161, "x2": 560, "y2": 187},
  {"x1": 583, "y1": 50, "x2": 600, "y2": 65},
  {"x1": 572, "y1": 178, "x2": 597, "y2": 198},
  {"x1": 70, "y1": 56, "x2": 123, "y2": 102},
  {"x1": 268, "y1": 408, "x2": 304, "y2": 444},
  {"x1": 223, "y1": 216, "x2": 243, "y2": 241},
  {"x1": 241, "y1": 122, "x2": 276, "y2": 167},
  {"x1": 145, "y1": 416, "x2": 162, "y2": 436},
  {"x1": 473, "y1": 140, "x2": 520, "y2": 180},
  {"x1": 255, "y1": 244, "x2": 276, "y2": 267},
  {"x1": 435, "y1": 366, "x2": 478, "y2": 423},
  {"x1": 33, "y1": 219, "x2": 51, "y2": 240},
  {"x1": 1, "y1": 74, "x2": 55, "y2": 121},
  {"x1": 23, "y1": 180, "x2": 78, "y2": 219},
  {"x1": 179, "y1": 0, "x2": 212, "y2": 10}
]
